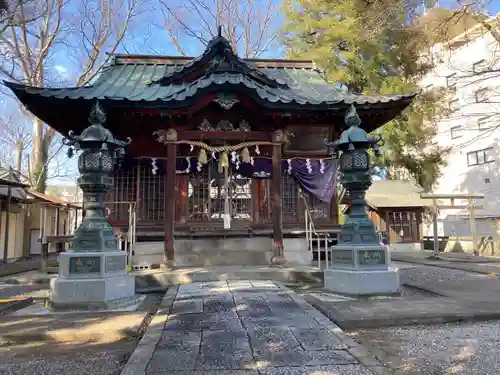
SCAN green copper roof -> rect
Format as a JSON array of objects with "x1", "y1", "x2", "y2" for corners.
[
  {"x1": 4, "y1": 35, "x2": 415, "y2": 110},
  {"x1": 5, "y1": 61, "x2": 413, "y2": 107}
]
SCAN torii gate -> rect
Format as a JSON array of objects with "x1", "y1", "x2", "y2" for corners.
[{"x1": 420, "y1": 193, "x2": 484, "y2": 258}]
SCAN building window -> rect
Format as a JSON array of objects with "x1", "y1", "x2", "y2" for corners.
[
  {"x1": 473, "y1": 59, "x2": 488, "y2": 73},
  {"x1": 450, "y1": 126, "x2": 462, "y2": 139},
  {"x1": 478, "y1": 116, "x2": 491, "y2": 130},
  {"x1": 475, "y1": 88, "x2": 489, "y2": 102},
  {"x1": 449, "y1": 99, "x2": 460, "y2": 112},
  {"x1": 467, "y1": 147, "x2": 495, "y2": 166},
  {"x1": 446, "y1": 73, "x2": 457, "y2": 89}
]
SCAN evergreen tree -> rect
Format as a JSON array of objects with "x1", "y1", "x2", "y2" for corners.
[{"x1": 283, "y1": 0, "x2": 450, "y2": 190}]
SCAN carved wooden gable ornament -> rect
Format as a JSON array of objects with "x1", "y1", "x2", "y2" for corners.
[{"x1": 198, "y1": 119, "x2": 251, "y2": 132}]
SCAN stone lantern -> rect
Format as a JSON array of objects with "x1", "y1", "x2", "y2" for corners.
[
  {"x1": 48, "y1": 102, "x2": 136, "y2": 311},
  {"x1": 324, "y1": 105, "x2": 400, "y2": 296}
]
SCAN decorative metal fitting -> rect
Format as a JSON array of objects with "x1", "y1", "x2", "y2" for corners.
[
  {"x1": 63, "y1": 101, "x2": 131, "y2": 160},
  {"x1": 325, "y1": 105, "x2": 384, "y2": 159}
]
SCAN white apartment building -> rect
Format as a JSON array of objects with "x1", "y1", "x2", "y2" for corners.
[{"x1": 420, "y1": 16, "x2": 500, "y2": 237}]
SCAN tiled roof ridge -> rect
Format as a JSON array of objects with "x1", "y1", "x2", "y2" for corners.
[{"x1": 111, "y1": 53, "x2": 317, "y2": 69}]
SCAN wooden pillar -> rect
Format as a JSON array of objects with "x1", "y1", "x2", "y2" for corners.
[
  {"x1": 271, "y1": 130, "x2": 286, "y2": 266},
  {"x1": 432, "y1": 198, "x2": 439, "y2": 258},
  {"x1": 251, "y1": 179, "x2": 260, "y2": 224},
  {"x1": 55, "y1": 207, "x2": 60, "y2": 235},
  {"x1": 164, "y1": 129, "x2": 177, "y2": 268},
  {"x1": 2, "y1": 182, "x2": 11, "y2": 263},
  {"x1": 469, "y1": 197, "x2": 479, "y2": 256},
  {"x1": 330, "y1": 187, "x2": 339, "y2": 224}
]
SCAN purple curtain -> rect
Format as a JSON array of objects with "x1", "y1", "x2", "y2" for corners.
[{"x1": 288, "y1": 159, "x2": 338, "y2": 203}]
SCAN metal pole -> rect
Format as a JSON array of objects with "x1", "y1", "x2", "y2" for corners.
[
  {"x1": 324, "y1": 235, "x2": 329, "y2": 269},
  {"x1": 223, "y1": 166, "x2": 230, "y2": 229}
]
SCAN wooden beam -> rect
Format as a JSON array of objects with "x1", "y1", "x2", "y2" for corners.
[
  {"x1": 431, "y1": 205, "x2": 483, "y2": 210},
  {"x1": 177, "y1": 130, "x2": 271, "y2": 141},
  {"x1": 421, "y1": 193, "x2": 484, "y2": 200}
]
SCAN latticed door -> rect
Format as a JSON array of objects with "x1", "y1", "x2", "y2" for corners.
[{"x1": 187, "y1": 160, "x2": 252, "y2": 222}]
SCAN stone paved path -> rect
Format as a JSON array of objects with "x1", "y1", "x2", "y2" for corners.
[{"x1": 139, "y1": 280, "x2": 385, "y2": 375}]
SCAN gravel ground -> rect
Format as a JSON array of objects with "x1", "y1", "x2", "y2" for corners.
[
  {"x1": 345, "y1": 264, "x2": 498, "y2": 374},
  {"x1": 0, "y1": 338, "x2": 138, "y2": 375},
  {"x1": 0, "y1": 329, "x2": 139, "y2": 375},
  {"x1": 0, "y1": 293, "x2": 163, "y2": 375},
  {"x1": 349, "y1": 320, "x2": 500, "y2": 375},
  {"x1": 398, "y1": 264, "x2": 487, "y2": 286}
]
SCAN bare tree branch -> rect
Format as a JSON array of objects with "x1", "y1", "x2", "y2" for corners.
[
  {"x1": 0, "y1": 0, "x2": 141, "y2": 192},
  {"x1": 158, "y1": 0, "x2": 278, "y2": 58}
]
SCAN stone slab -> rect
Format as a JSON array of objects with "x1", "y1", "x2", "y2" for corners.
[
  {"x1": 195, "y1": 329, "x2": 254, "y2": 370},
  {"x1": 203, "y1": 294, "x2": 235, "y2": 313},
  {"x1": 290, "y1": 325, "x2": 348, "y2": 350},
  {"x1": 324, "y1": 268, "x2": 401, "y2": 296},
  {"x1": 49, "y1": 273, "x2": 136, "y2": 308},
  {"x1": 135, "y1": 267, "x2": 324, "y2": 290},
  {"x1": 305, "y1": 294, "x2": 500, "y2": 329},
  {"x1": 2, "y1": 266, "x2": 325, "y2": 291},
  {"x1": 148, "y1": 370, "x2": 259, "y2": 375},
  {"x1": 164, "y1": 311, "x2": 243, "y2": 331},
  {"x1": 123, "y1": 280, "x2": 390, "y2": 375},
  {"x1": 411, "y1": 277, "x2": 500, "y2": 302},
  {"x1": 392, "y1": 251, "x2": 500, "y2": 274},
  {"x1": 254, "y1": 349, "x2": 357, "y2": 367},
  {"x1": 258, "y1": 365, "x2": 375, "y2": 375},
  {"x1": 247, "y1": 326, "x2": 303, "y2": 355},
  {"x1": 14, "y1": 295, "x2": 146, "y2": 315},
  {"x1": 171, "y1": 299, "x2": 203, "y2": 314}
]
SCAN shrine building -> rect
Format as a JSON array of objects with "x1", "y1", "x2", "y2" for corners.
[{"x1": 4, "y1": 34, "x2": 414, "y2": 268}]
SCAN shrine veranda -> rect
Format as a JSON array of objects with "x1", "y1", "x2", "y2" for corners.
[{"x1": 5, "y1": 35, "x2": 414, "y2": 267}]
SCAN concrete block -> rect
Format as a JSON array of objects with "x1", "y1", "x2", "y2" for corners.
[
  {"x1": 324, "y1": 268, "x2": 400, "y2": 296},
  {"x1": 283, "y1": 238, "x2": 311, "y2": 266},
  {"x1": 49, "y1": 274, "x2": 135, "y2": 305}
]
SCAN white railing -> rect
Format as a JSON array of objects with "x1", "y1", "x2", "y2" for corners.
[
  {"x1": 126, "y1": 202, "x2": 137, "y2": 269},
  {"x1": 104, "y1": 201, "x2": 137, "y2": 268},
  {"x1": 302, "y1": 194, "x2": 331, "y2": 269}
]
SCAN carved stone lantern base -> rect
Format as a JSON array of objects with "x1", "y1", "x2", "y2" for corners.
[
  {"x1": 48, "y1": 251, "x2": 136, "y2": 311},
  {"x1": 324, "y1": 244, "x2": 400, "y2": 296}
]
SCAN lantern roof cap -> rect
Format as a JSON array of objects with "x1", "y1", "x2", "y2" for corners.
[
  {"x1": 64, "y1": 101, "x2": 131, "y2": 147},
  {"x1": 337, "y1": 105, "x2": 370, "y2": 144}
]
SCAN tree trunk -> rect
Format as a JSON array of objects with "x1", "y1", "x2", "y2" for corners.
[
  {"x1": 31, "y1": 119, "x2": 53, "y2": 193},
  {"x1": 14, "y1": 140, "x2": 23, "y2": 174}
]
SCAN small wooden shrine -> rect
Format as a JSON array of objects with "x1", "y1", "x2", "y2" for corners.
[{"x1": 4, "y1": 32, "x2": 414, "y2": 267}]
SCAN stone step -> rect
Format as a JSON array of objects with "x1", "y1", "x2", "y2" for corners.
[{"x1": 134, "y1": 266, "x2": 324, "y2": 291}]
